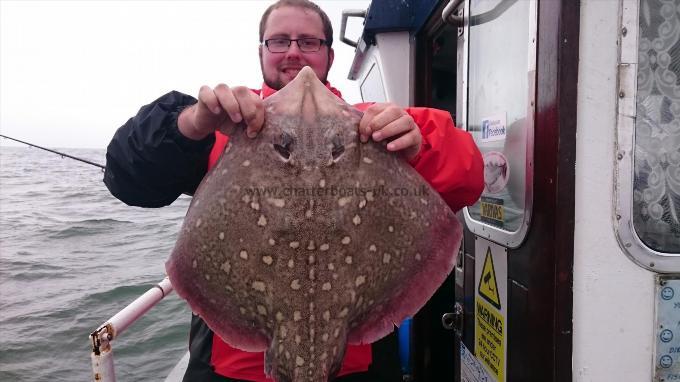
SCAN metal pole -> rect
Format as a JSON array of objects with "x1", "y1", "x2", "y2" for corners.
[
  {"x1": 90, "y1": 278, "x2": 174, "y2": 382},
  {"x1": 105, "y1": 277, "x2": 173, "y2": 338},
  {"x1": 442, "y1": 0, "x2": 464, "y2": 25},
  {"x1": 91, "y1": 344, "x2": 116, "y2": 382},
  {"x1": 339, "y1": 9, "x2": 366, "y2": 48}
]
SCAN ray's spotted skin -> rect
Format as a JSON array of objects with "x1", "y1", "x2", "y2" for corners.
[{"x1": 166, "y1": 67, "x2": 462, "y2": 382}]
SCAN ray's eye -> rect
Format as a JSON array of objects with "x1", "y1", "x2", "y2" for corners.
[
  {"x1": 331, "y1": 137, "x2": 345, "y2": 161},
  {"x1": 274, "y1": 133, "x2": 293, "y2": 160}
]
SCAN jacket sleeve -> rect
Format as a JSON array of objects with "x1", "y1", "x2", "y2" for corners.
[
  {"x1": 104, "y1": 91, "x2": 215, "y2": 208},
  {"x1": 404, "y1": 107, "x2": 484, "y2": 212}
]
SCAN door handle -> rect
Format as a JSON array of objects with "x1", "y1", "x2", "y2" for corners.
[{"x1": 441, "y1": 302, "x2": 464, "y2": 336}]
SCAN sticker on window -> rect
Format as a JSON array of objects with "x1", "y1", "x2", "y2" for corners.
[
  {"x1": 481, "y1": 113, "x2": 507, "y2": 143},
  {"x1": 483, "y1": 151, "x2": 510, "y2": 194},
  {"x1": 480, "y1": 196, "x2": 505, "y2": 228}
]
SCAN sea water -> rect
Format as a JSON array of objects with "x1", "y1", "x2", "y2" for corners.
[{"x1": 0, "y1": 146, "x2": 191, "y2": 381}]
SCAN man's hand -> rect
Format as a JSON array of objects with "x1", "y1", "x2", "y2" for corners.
[
  {"x1": 178, "y1": 84, "x2": 265, "y2": 140},
  {"x1": 358, "y1": 103, "x2": 422, "y2": 161}
]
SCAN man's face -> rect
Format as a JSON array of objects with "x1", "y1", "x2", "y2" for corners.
[{"x1": 259, "y1": 6, "x2": 334, "y2": 90}]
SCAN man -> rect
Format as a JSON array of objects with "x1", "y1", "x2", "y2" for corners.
[{"x1": 104, "y1": 1, "x2": 484, "y2": 381}]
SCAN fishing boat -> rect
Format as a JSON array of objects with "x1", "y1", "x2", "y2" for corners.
[{"x1": 89, "y1": 0, "x2": 680, "y2": 381}]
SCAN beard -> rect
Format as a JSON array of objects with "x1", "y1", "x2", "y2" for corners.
[{"x1": 260, "y1": 55, "x2": 332, "y2": 90}]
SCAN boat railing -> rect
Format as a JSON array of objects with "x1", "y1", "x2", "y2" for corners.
[{"x1": 89, "y1": 277, "x2": 174, "y2": 382}]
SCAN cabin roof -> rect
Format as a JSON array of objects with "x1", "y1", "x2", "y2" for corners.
[{"x1": 361, "y1": 0, "x2": 439, "y2": 44}]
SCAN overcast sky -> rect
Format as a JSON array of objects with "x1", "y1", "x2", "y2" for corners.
[{"x1": 0, "y1": 0, "x2": 370, "y2": 149}]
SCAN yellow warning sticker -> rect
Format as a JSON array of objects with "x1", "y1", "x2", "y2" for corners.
[
  {"x1": 475, "y1": 297, "x2": 505, "y2": 381},
  {"x1": 478, "y1": 248, "x2": 501, "y2": 309},
  {"x1": 480, "y1": 198, "x2": 504, "y2": 228},
  {"x1": 475, "y1": 240, "x2": 507, "y2": 382}
]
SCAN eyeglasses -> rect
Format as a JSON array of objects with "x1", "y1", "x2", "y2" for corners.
[{"x1": 263, "y1": 38, "x2": 328, "y2": 53}]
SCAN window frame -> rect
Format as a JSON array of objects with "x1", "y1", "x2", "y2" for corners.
[
  {"x1": 614, "y1": 0, "x2": 680, "y2": 272},
  {"x1": 462, "y1": 0, "x2": 538, "y2": 248}
]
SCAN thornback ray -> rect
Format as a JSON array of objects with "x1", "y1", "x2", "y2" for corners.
[{"x1": 166, "y1": 66, "x2": 462, "y2": 382}]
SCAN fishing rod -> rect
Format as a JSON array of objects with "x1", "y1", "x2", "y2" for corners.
[{"x1": 0, "y1": 134, "x2": 105, "y2": 170}]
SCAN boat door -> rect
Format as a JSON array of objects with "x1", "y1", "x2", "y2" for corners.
[{"x1": 414, "y1": 0, "x2": 579, "y2": 381}]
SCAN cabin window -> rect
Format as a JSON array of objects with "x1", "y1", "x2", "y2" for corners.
[
  {"x1": 616, "y1": 0, "x2": 680, "y2": 271},
  {"x1": 463, "y1": 0, "x2": 536, "y2": 248},
  {"x1": 360, "y1": 62, "x2": 387, "y2": 103},
  {"x1": 632, "y1": 0, "x2": 680, "y2": 253}
]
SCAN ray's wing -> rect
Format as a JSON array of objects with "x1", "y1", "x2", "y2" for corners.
[
  {"x1": 166, "y1": 134, "x2": 278, "y2": 352},
  {"x1": 337, "y1": 142, "x2": 463, "y2": 345}
]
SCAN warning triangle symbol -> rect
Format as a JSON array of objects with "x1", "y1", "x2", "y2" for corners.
[{"x1": 478, "y1": 247, "x2": 501, "y2": 309}]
